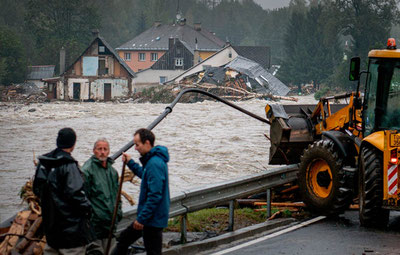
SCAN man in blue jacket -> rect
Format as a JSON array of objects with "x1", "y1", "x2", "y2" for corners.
[{"x1": 113, "y1": 128, "x2": 170, "y2": 255}]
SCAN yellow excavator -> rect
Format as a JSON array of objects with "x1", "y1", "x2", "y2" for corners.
[{"x1": 266, "y1": 38, "x2": 400, "y2": 227}]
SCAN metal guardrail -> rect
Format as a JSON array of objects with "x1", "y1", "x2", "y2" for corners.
[{"x1": 118, "y1": 164, "x2": 299, "y2": 234}]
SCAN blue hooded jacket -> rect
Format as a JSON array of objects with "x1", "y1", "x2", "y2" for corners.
[{"x1": 127, "y1": 145, "x2": 170, "y2": 228}]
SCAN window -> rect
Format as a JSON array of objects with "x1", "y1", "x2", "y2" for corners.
[
  {"x1": 99, "y1": 46, "x2": 105, "y2": 53},
  {"x1": 151, "y1": 53, "x2": 158, "y2": 61},
  {"x1": 98, "y1": 58, "x2": 108, "y2": 75},
  {"x1": 124, "y1": 53, "x2": 131, "y2": 61},
  {"x1": 159, "y1": 76, "x2": 167, "y2": 84},
  {"x1": 139, "y1": 53, "x2": 146, "y2": 61},
  {"x1": 175, "y1": 58, "x2": 183, "y2": 67}
]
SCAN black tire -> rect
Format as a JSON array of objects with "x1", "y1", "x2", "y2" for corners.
[
  {"x1": 359, "y1": 145, "x2": 389, "y2": 227},
  {"x1": 298, "y1": 140, "x2": 352, "y2": 215}
]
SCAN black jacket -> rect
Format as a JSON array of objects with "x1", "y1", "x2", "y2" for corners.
[{"x1": 33, "y1": 148, "x2": 95, "y2": 249}]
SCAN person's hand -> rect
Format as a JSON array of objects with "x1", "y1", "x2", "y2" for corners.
[
  {"x1": 133, "y1": 220, "x2": 143, "y2": 230},
  {"x1": 122, "y1": 152, "x2": 131, "y2": 163}
]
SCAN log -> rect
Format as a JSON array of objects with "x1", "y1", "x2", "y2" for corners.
[
  {"x1": 254, "y1": 202, "x2": 305, "y2": 207},
  {"x1": 0, "y1": 211, "x2": 31, "y2": 254},
  {"x1": 349, "y1": 204, "x2": 359, "y2": 210},
  {"x1": 121, "y1": 190, "x2": 135, "y2": 206},
  {"x1": 280, "y1": 185, "x2": 299, "y2": 193},
  {"x1": 267, "y1": 211, "x2": 282, "y2": 220},
  {"x1": 33, "y1": 236, "x2": 46, "y2": 255},
  {"x1": 236, "y1": 199, "x2": 266, "y2": 206},
  {"x1": 255, "y1": 208, "x2": 300, "y2": 213},
  {"x1": 14, "y1": 217, "x2": 42, "y2": 253}
]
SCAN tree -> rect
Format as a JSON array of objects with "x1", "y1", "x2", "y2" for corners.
[
  {"x1": 278, "y1": 2, "x2": 342, "y2": 90},
  {"x1": 25, "y1": 0, "x2": 100, "y2": 69},
  {"x1": 0, "y1": 26, "x2": 26, "y2": 85},
  {"x1": 336, "y1": 0, "x2": 400, "y2": 61}
]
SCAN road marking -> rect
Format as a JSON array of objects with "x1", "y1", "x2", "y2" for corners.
[{"x1": 211, "y1": 216, "x2": 326, "y2": 255}]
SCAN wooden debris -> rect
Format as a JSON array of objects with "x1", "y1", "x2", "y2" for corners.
[
  {"x1": 254, "y1": 202, "x2": 305, "y2": 208},
  {"x1": 0, "y1": 210, "x2": 31, "y2": 254},
  {"x1": 14, "y1": 216, "x2": 42, "y2": 253},
  {"x1": 267, "y1": 211, "x2": 282, "y2": 220},
  {"x1": 236, "y1": 199, "x2": 266, "y2": 206},
  {"x1": 349, "y1": 204, "x2": 359, "y2": 210},
  {"x1": 280, "y1": 185, "x2": 299, "y2": 194},
  {"x1": 180, "y1": 83, "x2": 298, "y2": 102},
  {"x1": 121, "y1": 190, "x2": 135, "y2": 206}
]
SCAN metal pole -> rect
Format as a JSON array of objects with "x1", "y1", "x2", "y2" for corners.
[
  {"x1": 105, "y1": 162, "x2": 126, "y2": 255},
  {"x1": 228, "y1": 200, "x2": 235, "y2": 231},
  {"x1": 266, "y1": 189, "x2": 271, "y2": 219},
  {"x1": 180, "y1": 214, "x2": 187, "y2": 244}
]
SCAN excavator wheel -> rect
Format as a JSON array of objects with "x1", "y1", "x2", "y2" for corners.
[
  {"x1": 298, "y1": 140, "x2": 352, "y2": 215},
  {"x1": 359, "y1": 145, "x2": 389, "y2": 227}
]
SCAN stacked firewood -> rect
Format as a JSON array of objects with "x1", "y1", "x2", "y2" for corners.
[
  {"x1": 236, "y1": 182, "x2": 307, "y2": 220},
  {"x1": 0, "y1": 172, "x2": 137, "y2": 255},
  {"x1": 0, "y1": 180, "x2": 45, "y2": 255}
]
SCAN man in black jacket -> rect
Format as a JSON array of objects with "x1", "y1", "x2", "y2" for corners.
[{"x1": 33, "y1": 127, "x2": 95, "y2": 254}]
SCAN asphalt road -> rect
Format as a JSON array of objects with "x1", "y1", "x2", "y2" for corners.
[{"x1": 211, "y1": 210, "x2": 400, "y2": 255}]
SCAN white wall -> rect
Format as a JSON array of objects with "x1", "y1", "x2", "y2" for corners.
[
  {"x1": 67, "y1": 78, "x2": 89, "y2": 100},
  {"x1": 91, "y1": 78, "x2": 129, "y2": 100},
  {"x1": 172, "y1": 46, "x2": 238, "y2": 82},
  {"x1": 133, "y1": 69, "x2": 184, "y2": 84},
  {"x1": 132, "y1": 69, "x2": 184, "y2": 92},
  {"x1": 66, "y1": 78, "x2": 129, "y2": 100},
  {"x1": 29, "y1": 80, "x2": 46, "y2": 89}
]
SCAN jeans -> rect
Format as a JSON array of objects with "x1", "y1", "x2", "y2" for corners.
[{"x1": 113, "y1": 224, "x2": 163, "y2": 255}]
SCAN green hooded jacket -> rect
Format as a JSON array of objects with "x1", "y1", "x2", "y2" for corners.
[{"x1": 82, "y1": 156, "x2": 122, "y2": 239}]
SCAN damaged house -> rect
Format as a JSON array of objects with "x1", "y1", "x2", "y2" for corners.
[
  {"x1": 26, "y1": 65, "x2": 55, "y2": 89},
  {"x1": 171, "y1": 45, "x2": 289, "y2": 96},
  {"x1": 44, "y1": 33, "x2": 135, "y2": 101}
]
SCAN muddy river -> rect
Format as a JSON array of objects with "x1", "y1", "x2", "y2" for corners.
[{"x1": 0, "y1": 95, "x2": 317, "y2": 221}]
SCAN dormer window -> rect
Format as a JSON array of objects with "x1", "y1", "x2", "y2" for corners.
[
  {"x1": 99, "y1": 46, "x2": 105, "y2": 53},
  {"x1": 175, "y1": 58, "x2": 183, "y2": 67}
]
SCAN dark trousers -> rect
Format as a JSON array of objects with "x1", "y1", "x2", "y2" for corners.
[{"x1": 113, "y1": 224, "x2": 163, "y2": 255}]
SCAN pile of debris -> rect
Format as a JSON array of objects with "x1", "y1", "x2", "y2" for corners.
[
  {"x1": 177, "y1": 56, "x2": 294, "y2": 101},
  {"x1": 0, "y1": 83, "x2": 48, "y2": 103}
]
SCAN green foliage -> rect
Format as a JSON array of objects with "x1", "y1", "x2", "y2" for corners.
[
  {"x1": 0, "y1": 26, "x2": 26, "y2": 85},
  {"x1": 25, "y1": 0, "x2": 100, "y2": 69},
  {"x1": 166, "y1": 207, "x2": 268, "y2": 233},
  {"x1": 140, "y1": 86, "x2": 176, "y2": 103},
  {"x1": 314, "y1": 87, "x2": 330, "y2": 100},
  {"x1": 278, "y1": 2, "x2": 342, "y2": 89},
  {"x1": 336, "y1": 0, "x2": 400, "y2": 66}
]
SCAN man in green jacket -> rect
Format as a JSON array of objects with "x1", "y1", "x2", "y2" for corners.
[{"x1": 82, "y1": 138, "x2": 122, "y2": 255}]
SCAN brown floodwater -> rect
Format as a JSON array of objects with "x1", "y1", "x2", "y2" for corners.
[{"x1": 0, "y1": 96, "x2": 317, "y2": 221}]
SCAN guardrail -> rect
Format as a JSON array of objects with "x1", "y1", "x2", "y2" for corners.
[{"x1": 118, "y1": 164, "x2": 299, "y2": 242}]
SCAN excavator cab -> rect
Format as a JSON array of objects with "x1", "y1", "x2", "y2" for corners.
[{"x1": 355, "y1": 38, "x2": 400, "y2": 226}]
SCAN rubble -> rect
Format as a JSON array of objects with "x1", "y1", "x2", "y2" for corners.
[
  {"x1": 174, "y1": 56, "x2": 296, "y2": 102},
  {"x1": 0, "y1": 83, "x2": 48, "y2": 104}
]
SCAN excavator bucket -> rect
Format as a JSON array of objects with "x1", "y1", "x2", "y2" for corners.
[{"x1": 266, "y1": 103, "x2": 348, "y2": 165}]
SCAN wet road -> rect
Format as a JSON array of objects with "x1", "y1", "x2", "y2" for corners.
[{"x1": 212, "y1": 210, "x2": 400, "y2": 255}]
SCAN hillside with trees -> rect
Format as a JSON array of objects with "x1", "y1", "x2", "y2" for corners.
[{"x1": 0, "y1": 0, "x2": 399, "y2": 92}]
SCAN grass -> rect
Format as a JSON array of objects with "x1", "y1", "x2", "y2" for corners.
[{"x1": 165, "y1": 207, "x2": 295, "y2": 234}]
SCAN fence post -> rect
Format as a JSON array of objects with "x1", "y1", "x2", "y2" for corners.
[
  {"x1": 228, "y1": 200, "x2": 235, "y2": 231},
  {"x1": 266, "y1": 188, "x2": 271, "y2": 219},
  {"x1": 180, "y1": 214, "x2": 187, "y2": 244}
]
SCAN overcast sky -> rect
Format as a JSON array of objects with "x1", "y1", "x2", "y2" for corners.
[{"x1": 253, "y1": 0, "x2": 291, "y2": 10}]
